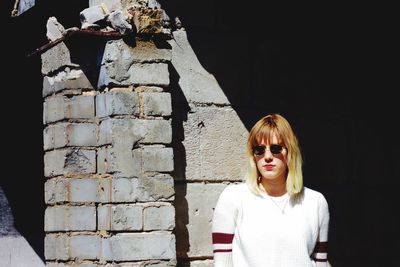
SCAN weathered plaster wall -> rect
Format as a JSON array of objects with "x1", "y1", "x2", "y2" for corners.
[{"x1": 168, "y1": 29, "x2": 248, "y2": 266}]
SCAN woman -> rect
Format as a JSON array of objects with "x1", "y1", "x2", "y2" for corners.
[{"x1": 212, "y1": 113, "x2": 330, "y2": 267}]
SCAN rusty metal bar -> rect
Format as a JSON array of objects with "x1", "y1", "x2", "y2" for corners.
[{"x1": 27, "y1": 28, "x2": 124, "y2": 58}]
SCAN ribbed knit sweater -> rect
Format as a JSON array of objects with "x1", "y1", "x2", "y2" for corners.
[{"x1": 212, "y1": 183, "x2": 329, "y2": 267}]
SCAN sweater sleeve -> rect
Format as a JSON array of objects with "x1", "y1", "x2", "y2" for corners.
[
  {"x1": 312, "y1": 193, "x2": 330, "y2": 266},
  {"x1": 212, "y1": 185, "x2": 240, "y2": 267}
]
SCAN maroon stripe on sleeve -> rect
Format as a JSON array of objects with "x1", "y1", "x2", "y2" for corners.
[
  {"x1": 310, "y1": 256, "x2": 328, "y2": 262},
  {"x1": 312, "y1": 241, "x2": 328, "y2": 253},
  {"x1": 212, "y1": 232, "x2": 234, "y2": 244},
  {"x1": 214, "y1": 249, "x2": 233, "y2": 253}
]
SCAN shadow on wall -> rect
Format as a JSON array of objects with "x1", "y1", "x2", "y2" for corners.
[
  {"x1": 161, "y1": 1, "x2": 399, "y2": 266},
  {"x1": 1, "y1": 0, "x2": 89, "y2": 263},
  {"x1": 168, "y1": 63, "x2": 191, "y2": 264}
]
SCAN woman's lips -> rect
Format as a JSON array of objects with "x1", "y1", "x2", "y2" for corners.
[{"x1": 263, "y1": 164, "x2": 274, "y2": 170}]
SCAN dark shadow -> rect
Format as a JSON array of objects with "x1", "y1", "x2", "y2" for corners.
[
  {"x1": 168, "y1": 62, "x2": 191, "y2": 265},
  {"x1": 65, "y1": 34, "x2": 107, "y2": 89},
  {"x1": 160, "y1": 1, "x2": 399, "y2": 266},
  {"x1": 1, "y1": 0, "x2": 89, "y2": 262},
  {"x1": 0, "y1": 187, "x2": 19, "y2": 237}
]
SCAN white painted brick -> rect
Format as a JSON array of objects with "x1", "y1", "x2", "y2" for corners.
[
  {"x1": 143, "y1": 203, "x2": 175, "y2": 231},
  {"x1": 43, "y1": 96, "x2": 64, "y2": 123},
  {"x1": 44, "y1": 149, "x2": 96, "y2": 177},
  {"x1": 110, "y1": 175, "x2": 175, "y2": 203},
  {"x1": 43, "y1": 125, "x2": 54, "y2": 150},
  {"x1": 65, "y1": 95, "x2": 95, "y2": 119},
  {"x1": 142, "y1": 147, "x2": 173, "y2": 172},
  {"x1": 45, "y1": 234, "x2": 103, "y2": 260},
  {"x1": 65, "y1": 123, "x2": 97, "y2": 147},
  {"x1": 97, "y1": 147, "x2": 141, "y2": 177},
  {"x1": 43, "y1": 95, "x2": 95, "y2": 123},
  {"x1": 44, "y1": 178, "x2": 68, "y2": 203},
  {"x1": 44, "y1": 179, "x2": 57, "y2": 204},
  {"x1": 45, "y1": 205, "x2": 96, "y2": 231},
  {"x1": 142, "y1": 92, "x2": 172, "y2": 117},
  {"x1": 69, "y1": 235, "x2": 102, "y2": 259},
  {"x1": 98, "y1": 204, "x2": 143, "y2": 231},
  {"x1": 44, "y1": 234, "x2": 69, "y2": 260},
  {"x1": 104, "y1": 232, "x2": 175, "y2": 261},
  {"x1": 96, "y1": 91, "x2": 139, "y2": 118},
  {"x1": 69, "y1": 178, "x2": 98, "y2": 202},
  {"x1": 98, "y1": 119, "x2": 143, "y2": 147},
  {"x1": 141, "y1": 120, "x2": 172, "y2": 144},
  {"x1": 99, "y1": 119, "x2": 172, "y2": 147},
  {"x1": 43, "y1": 123, "x2": 68, "y2": 150},
  {"x1": 111, "y1": 177, "x2": 139, "y2": 202},
  {"x1": 99, "y1": 55, "x2": 170, "y2": 88},
  {"x1": 45, "y1": 178, "x2": 111, "y2": 204},
  {"x1": 136, "y1": 174, "x2": 175, "y2": 202},
  {"x1": 44, "y1": 150, "x2": 66, "y2": 177},
  {"x1": 98, "y1": 119, "x2": 112, "y2": 145},
  {"x1": 44, "y1": 123, "x2": 96, "y2": 150}
]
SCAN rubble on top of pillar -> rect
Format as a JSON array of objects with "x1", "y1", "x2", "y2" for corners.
[{"x1": 46, "y1": 17, "x2": 67, "y2": 42}]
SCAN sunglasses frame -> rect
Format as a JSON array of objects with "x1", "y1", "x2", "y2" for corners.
[{"x1": 253, "y1": 144, "x2": 285, "y2": 156}]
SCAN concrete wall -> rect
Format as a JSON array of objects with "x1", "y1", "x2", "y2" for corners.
[
  {"x1": 40, "y1": 0, "x2": 251, "y2": 263},
  {"x1": 41, "y1": 7, "x2": 177, "y2": 263},
  {"x1": 39, "y1": 0, "x2": 254, "y2": 264},
  {"x1": 168, "y1": 29, "x2": 248, "y2": 266}
]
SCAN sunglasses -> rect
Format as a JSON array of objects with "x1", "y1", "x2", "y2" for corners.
[{"x1": 253, "y1": 144, "x2": 285, "y2": 156}]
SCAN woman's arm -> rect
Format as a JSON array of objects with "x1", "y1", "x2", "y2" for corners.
[
  {"x1": 312, "y1": 193, "x2": 330, "y2": 266},
  {"x1": 212, "y1": 185, "x2": 239, "y2": 267}
]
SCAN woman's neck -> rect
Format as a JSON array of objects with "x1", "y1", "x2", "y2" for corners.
[{"x1": 260, "y1": 177, "x2": 287, "y2": 196}]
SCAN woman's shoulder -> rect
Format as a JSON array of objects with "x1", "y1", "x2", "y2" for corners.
[
  {"x1": 221, "y1": 182, "x2": 248, "y2": 196},
  {"x1": 302, "y1": 187, "x2": 329, "y2": 205},
  {"x1": 215, "y1": 183, "x2": 247, "y2": 209},
  {"x1": 217, "y1": 183, "x2": 250, "y2": 202}
]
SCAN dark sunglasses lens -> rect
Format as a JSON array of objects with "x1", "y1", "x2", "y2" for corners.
[
  {"x1": 270, "y1": 144, "x2": 283, "y2": 154},
  {"x1": 253, "y1": 146, "x2": 265, "y2": 155}
]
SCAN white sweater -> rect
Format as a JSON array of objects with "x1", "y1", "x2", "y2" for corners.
[{"x1": 212, "y1": 183, "x2": 329, "y2": 267}]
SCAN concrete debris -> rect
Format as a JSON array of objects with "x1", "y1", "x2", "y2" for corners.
[
  {"x1": 129, "y1": 8, "x2": 163, "y2": 34},
  {"x1": 77, "y1": 2, "x2": 170, "y2": 35},
  {"x1": 162, "y1": 11, "x2": 170, "y2": 27},
  {"x1": 65, "y1": 27, "x2": 80, "y2": 34},
  {"x1": 107, "y1": 10, "x2": 133, "y2": 35},
  {"x1": 34, "y1": 1, "x2": 173, "y2": 57},
  {"x1": 46, "y1": 16, "x2": 66, "y2": 41},
  {"x1": 174, "y1": 17, "x2": 182, "y2": 29},
  {"x1": 148, "y1": 0, "x2": 161, "y2": 9},
  {"x1": 80, "y1": 4, "x2": 110, "y2": 25}
]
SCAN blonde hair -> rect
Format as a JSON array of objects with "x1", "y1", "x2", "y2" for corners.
[{"x1": 245, "y1": 113, "x2": 303, "y2": 196}]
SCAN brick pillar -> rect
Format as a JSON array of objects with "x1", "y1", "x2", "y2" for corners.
[{"x1": 42, "y1": 13, "x2": 175, "y2": 267}]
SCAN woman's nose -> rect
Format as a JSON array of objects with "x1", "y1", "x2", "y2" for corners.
[{"x1": 263, "y1": 150, "x2": 273, "y2": 161}]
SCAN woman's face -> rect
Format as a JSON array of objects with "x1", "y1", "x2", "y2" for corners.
[{"x1": 253, "y1": 132, "x2": 288, "y2": 182}]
